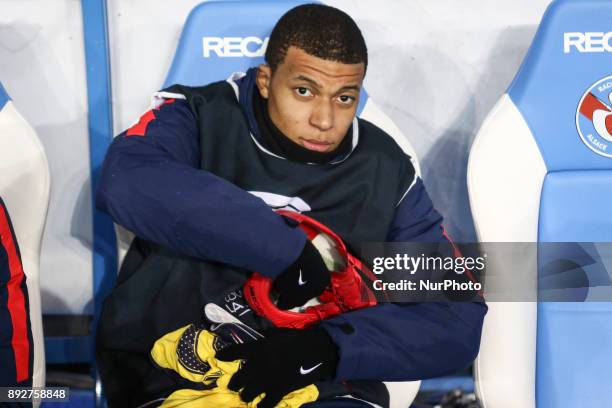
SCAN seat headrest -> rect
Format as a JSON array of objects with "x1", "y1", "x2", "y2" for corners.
[
  {"x1": 164, "y1": 0, "x2": 310, "y2": 87},
  {"x1": 508, "y1": 0, "x2": 612, "y2": 171},
  {"x1": 0, "y1": 82, "x2": 10, "y2": 111},
  {"x1": 163, "y1": 0, "x2": 368, "y2": 114}
]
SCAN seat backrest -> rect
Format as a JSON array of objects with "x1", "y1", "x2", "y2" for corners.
[
  {"x1": 468, "y1": 0, "x2": 612, "y2": 406},
  {"x1": 130, "y1": 1, "x2": 421, "y2": 406},
  {"x1": 0, "y1": 81, "x2": 51, "y2": 390}
]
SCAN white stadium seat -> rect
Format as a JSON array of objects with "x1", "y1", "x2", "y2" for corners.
[{"x1": 0, "y1": 82, "x2": 51, "y2": 398}]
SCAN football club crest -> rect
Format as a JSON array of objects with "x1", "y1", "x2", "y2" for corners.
[{"x1": 576, "y1": 76, "x2": 612, "y2": 157}]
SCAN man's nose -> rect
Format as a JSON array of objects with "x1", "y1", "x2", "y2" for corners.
[{"x1": 309, "y1": 100, "x2": 334, "y2": 131}]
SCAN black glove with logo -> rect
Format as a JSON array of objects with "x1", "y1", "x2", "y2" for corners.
[
  {"x1": 216, "y1": 327, "x2": 339, "y2": 408},
  {"x1": 273, "y1": 240, "x2": 330, "y2": 310}
]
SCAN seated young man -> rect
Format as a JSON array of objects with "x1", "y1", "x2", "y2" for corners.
[{"x1": 96, "y1": 4, "x2": 487, "y2": 408}]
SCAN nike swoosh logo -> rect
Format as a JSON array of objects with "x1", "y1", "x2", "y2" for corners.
[
  {"x1": 298, "y1": 269, "x2": 307, "y2": 286},
  {"x1": 300, "y1": 362, "x2": 323, "y2": 375}
]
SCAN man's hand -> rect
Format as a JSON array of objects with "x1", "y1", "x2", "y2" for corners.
[
  {"x1": 216, "y1": 327, "x2": 338, "y2": 408},
  {"x1": 273, "y1": 240, "x2": 330, "y2": 309}
]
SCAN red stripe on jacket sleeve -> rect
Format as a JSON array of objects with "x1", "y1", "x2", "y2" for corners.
[
  {"x1": 441, "y1": 225, "x2": 485, "y2": 299},
  {"x1": 126, "y1": 98, "x2": 177, "y2": 137},
  {"x1": 0, "y1": 204, "x2": 30, "y2": 382}
]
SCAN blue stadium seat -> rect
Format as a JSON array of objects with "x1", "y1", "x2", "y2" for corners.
[{"x1": 468, "y1": 0, "x2": 612, "y2": 406}]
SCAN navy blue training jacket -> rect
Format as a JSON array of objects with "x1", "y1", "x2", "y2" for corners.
[{"x1": 96, "y1": 69, "x2": 487, "y2": 382}]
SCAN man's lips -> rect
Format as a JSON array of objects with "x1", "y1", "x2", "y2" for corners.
[{"x1": 302, "y1": 138, "x2": 333, "y2": 152}]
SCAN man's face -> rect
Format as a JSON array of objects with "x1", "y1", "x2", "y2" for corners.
[{"x1": 256, "y1": 47, "x2": 365, "y2": 153}]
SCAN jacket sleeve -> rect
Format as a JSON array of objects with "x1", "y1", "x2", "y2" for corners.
[
  {"x1": 0, "y1": 197, "x2": 33, "y2": 386},
  {"x1": 96, "y1": 96, "x2": 306, "y2": 278},
  {"x1": 321, "y1": 177, "x2": 487, "y2": 381}
]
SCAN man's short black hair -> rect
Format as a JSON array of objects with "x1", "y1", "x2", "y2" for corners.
[{"x1": 265, "y1": 4, "x2": 368, "y2": 72}]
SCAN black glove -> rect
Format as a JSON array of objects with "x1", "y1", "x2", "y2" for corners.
[
  {"x1": 216, "y1": 327, "x2": 339, "y2": 408},
  {"x1": 273, "y1": 240, "x2": 330, "y2": 310}
]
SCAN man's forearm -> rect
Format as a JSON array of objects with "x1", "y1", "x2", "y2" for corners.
[
  {"x1": 96, "y1": 136, "x2": 306, "y2": 278},
  {"x1": 321, "y1": 301, "x2": 487, "y2": 381}
]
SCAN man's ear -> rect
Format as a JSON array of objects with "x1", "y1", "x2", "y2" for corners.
[{"x1": 256, "y1": 64, "x2": 272, "y2": 99}]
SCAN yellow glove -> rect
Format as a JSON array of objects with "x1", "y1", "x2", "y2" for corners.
[{"x1": 151, "y1": 324, "x2": 318, "y2": 408}]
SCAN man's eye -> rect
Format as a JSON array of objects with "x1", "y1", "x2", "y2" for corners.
[
  {"x1": 295, "y1": 87, "x2": 313, "y2": 97},
  {"x1": 337, "y1": 95, "x2": 356, "y2": 105}
]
